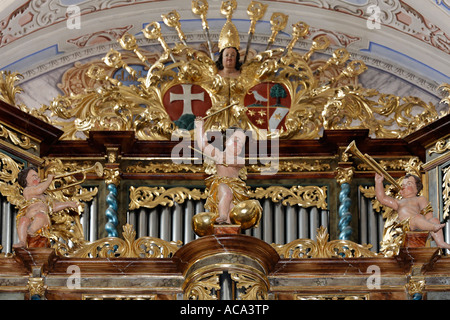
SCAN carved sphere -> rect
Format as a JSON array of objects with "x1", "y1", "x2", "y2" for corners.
[
  {"x1": 229, "y1": 200, "x2": 262, "y2": 230},
  {"x1": 192, "y1": 211, "x2": 218, "y2": 237}
]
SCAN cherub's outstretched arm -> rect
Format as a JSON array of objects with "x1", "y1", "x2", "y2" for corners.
[{"x1": 375, "y1": 173, "x2": 399, "y2": 211}]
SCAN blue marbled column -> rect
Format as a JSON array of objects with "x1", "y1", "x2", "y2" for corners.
[
  {"x1": 105, "y1": 183, "x2": 119, "y2": 237},
  {"x1": 338, "y1": 182, "x2": 352, "y2": 240}
]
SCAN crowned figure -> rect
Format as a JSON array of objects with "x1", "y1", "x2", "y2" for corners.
[{"x1": 204, "y1": 0, "x2": 248, "y2": 131}]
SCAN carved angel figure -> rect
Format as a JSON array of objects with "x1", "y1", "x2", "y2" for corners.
[
  {"x1": 191, "y1": 116, "x2": 262, "y2": 236},
  {"x1": 0, "y1": 153, "x2": 96, "y2": 253},
  {"x1": 13, "y1": 167, "x2": 78, "y2": 248},
  {"x1": 375, "y1": 173, "x2": 450, "y2": 253}
]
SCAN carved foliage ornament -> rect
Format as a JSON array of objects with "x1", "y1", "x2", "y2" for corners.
[
  {"x1": 129, "y1": 186, "x2": 206, "y2": 210},
  {"x1": 184, "y1": 272, "x2": 221, "y2": 300},
  {"x1": 0, "y1": 71, "x2": 23, "y2": 106},
  {"x1": 184, "y1": 266, "x2": 269, "y2": 300},
  {"x1": 70, "y1": 223, "x2": 182, "y2": 258},
  {"x1": 272, "y1": 226, "x2": 377, "y2": 258},
  {"x1": 443, "y1": 166, "x2": 450, "y2": 223},
  {"x1": 429, "y1": 139, "x2": 450, "y2": 155},
  {"x1": 0, "y1": 124, "x2": 38, "y2": 152},
  {"x1": 126, "y1": 159, "x2": 331, "y2": 174},
  {"x1": 231, "y1": 272, "x2": 268, "y2": 300},
  {"x1": 129, "y1": 185, "x2": 328, "y2": 211}
]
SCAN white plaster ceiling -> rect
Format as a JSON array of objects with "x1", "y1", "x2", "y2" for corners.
[{"x1": 0, "y1": 0, "x2": 449, "y2": 108}]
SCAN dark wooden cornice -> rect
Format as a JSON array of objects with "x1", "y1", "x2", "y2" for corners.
[
  {"x1": 0, "y1": 101, "x2": 63, "y2": 156},
  {"x1": 46, "y1": 129, "x2": 416, "y2": 159},
  {"x1": 403, "y1": 113, "x2": 450, "y2": 162}
]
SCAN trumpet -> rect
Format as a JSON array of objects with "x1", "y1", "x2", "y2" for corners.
[
  {"x1": 344, "y1": 141, "x2": 401, "y2": 191},
  {"x1": 46, "y1": 162, "x2": 104, "y2": 192}
]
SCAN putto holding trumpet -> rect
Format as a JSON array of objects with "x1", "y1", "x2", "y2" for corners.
[
  {"x1": 375, "y1": 173, "x2": 450, "y2": 249},
  {"x1": 13, "y1": 167, "x2": 79, "y2": 248},
  {"x1": 13, "y1": 162, "x2": 103, "y2": 249},
  {"x1": 345, "y1": 141, "x2": 450, "y2": 250}
]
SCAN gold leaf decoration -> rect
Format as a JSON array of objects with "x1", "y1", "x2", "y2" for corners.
[
  {"x1": 429, "y1": 139, "x2": 450, "y2": 155},
  {"x1": 184, "y1": 272, "x2": 221, "y2": 300},
  {"x1": 443, "y1": 166, "x2": 450, "y2": 222},
  {"x1": 439, "y1": 83, "x2": 450, "y2": 106},
  {"x1": 272, "y1": 226, "x2": 377, "y2": 258},
  {"x1": 250, "y1": 185, "x2": 328, "y2": 209},
  {"x1": 129, "y1": 186, "x2": 207, "y2": 210},
  {"x1": 126, "y1": 162, "x2": 204, "y2": 173},
  {"x1": 69, "y1": 223, "x2": 182, "y2": 258},
  {"x1": 129, "y1": 185, "x2": 328, "y2": 211},
  {"x1": 0, "y1": 124, "x2": 37, "y2": 151},
  {"x1": 231, "y1": 272, "x2": 268, "y2": 300},
  {"x1": 0, "y1": 152, "x2": 24, "y2": 208},
  {"x1": 0, "y1": 71, "x2": 23, "y2": 106}
]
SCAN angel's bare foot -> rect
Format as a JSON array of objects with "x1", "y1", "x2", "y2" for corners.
[
  {"x1": 433, "y1": 223, "x2": 445, "y2": 233},
  {"x1": 216, "y1": 215, "x2": 231, "y2": 224},
  {"x1": 434, "y1": 239, "x2": 450, "y2": 250},
  {"x1": 12, "y1": 242, "x2": 26, "y2": 249}
]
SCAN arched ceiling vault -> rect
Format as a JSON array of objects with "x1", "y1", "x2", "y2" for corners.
[{"x1": 0, "y1": 0, "x2": 449, "y2": 111}]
